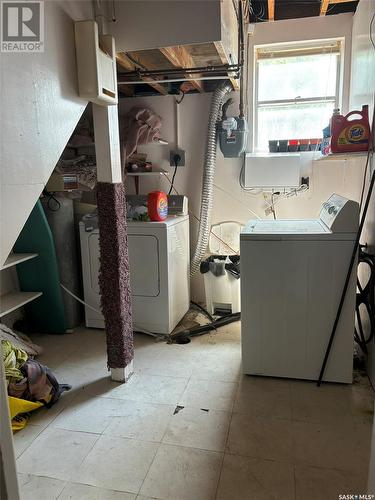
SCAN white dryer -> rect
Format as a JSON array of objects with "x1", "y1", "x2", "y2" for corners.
[
  {"x1": 240, "y1": 194, "x2": 359, "y2": 383},
  {"x1": 79, "y1": 215, "x2": 190, "y2": 334}
]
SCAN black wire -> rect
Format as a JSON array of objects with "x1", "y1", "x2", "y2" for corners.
[
  {"x1": 271, "y1": 193, "x2": 276, "y2": 220},
  {"x1": 168, "y1": 165, "x2": 178, "y2": 195},
  {"x1": 170, "y1": 312, "x2": 241, "y2": 343},
  {"x1": 190, "y1": 300, "x2": 215, "y2": 323},
  {"x1": 359, "y1": 149, "x2": 371, "y2": 211},
  {"x1": 354, "y1": 247, "x2": 375, "y2": 354},
  {"x1": 175, "y1": 90, "x2": 185, "y2": 104},
  {"x1": 370, "y1": 13, "x2": 375, "y2": 51},
  {"x1": 318, "y1": 154, "x2": 375, "y2": 385},
  {"x1": 43, "y1": 189, "x2": 60, "y2": 212}
]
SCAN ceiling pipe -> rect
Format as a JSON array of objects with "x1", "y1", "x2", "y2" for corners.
[
  {"x1": 118, "y1": 64, "x2": 241, "y2": 78},
  {"x1": 118, "y1": 75, "x2": 238, "y2": 85}
]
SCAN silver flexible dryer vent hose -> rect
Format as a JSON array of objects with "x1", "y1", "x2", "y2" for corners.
[{"x1": 190, "y1": 81, "x2": 232, "y2": 276}]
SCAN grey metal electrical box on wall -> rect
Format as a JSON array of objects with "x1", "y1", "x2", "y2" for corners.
[{"x1": 219, "y1": 117, "x2": 248, "y2": 158}]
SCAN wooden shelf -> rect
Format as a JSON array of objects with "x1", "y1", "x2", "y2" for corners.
[
  {"x1": 314, "y1": 152, "x2": 368, "y2": 161},
  {"x1": 126, "y1": 170, "x2": 167, "y2": 177},
  {"x1": 1, "y1": 253, "x2": 38, "y2": 271},
  {"x1": 0, "y1": 291, "x2": 42, "y2": 317}
]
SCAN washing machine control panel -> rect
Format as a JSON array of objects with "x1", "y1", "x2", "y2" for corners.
[{"x1": 319, "y1": 194, "x2": 359, "y2": 233}]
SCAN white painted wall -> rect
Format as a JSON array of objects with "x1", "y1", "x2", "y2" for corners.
[
  {"x1": 0, "y1": 0, "x2": 92, "y2": 265},
  {"x1": 247, "y1": 12, "x2": 353, "y2": 151},
  {"x1": 349, "y1": 0, "x2": 375, "y2": 387},
  {"x1": 118, "y1": 12, "x2": 359, "y2": 301},
  {"x1": 119, "y1": 94, "x2": 366, "y2": 301}
]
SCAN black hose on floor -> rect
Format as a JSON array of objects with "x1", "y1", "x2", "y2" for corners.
[
  {"x1": 170, "y1": 312, "x2": 240, "y2": 344},
  {"x1": 354, "y1": 246, "x2": 375, "y2": 354},
  {"x1": 190, "y1": 300, "x2": 215, "y2": 323}
]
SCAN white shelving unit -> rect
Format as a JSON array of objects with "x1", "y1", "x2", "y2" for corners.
[
  {"x1": 0, "y1": 291, "x2": 43, "y2": 318},
  {"x1": 1, "y1": 253, "x2": 38, "y2": 271},
  {"x1": 0, "y1": 252, "x2": 42, "y2": 317},
  {"x1": 126, "y1": 169, "x2": 167, "y2": 176}
]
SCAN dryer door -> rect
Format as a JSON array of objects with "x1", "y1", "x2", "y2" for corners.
[{"x1": 128, "y1": 234, "x2": 160, "y2": 297}]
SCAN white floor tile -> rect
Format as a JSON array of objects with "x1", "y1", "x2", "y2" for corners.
[
  {"x1": 290, "y1": 381, "x2": 353, "y2": 424},
  {"x1": 292, "y1": 419, "x2": 373, "y2": 472},
  {"x1": 135, "y1": 345, "x2": 197, "y2": 378},
  {"x1": 28, "y1": 390, "x2": 79, "y2": 430},
  {"x1": 104, "y1": 399, "x2": 174, "y2": 442},
  {"x1": 216, "y1": 454, "x2": 295, "y2": 500},
  {"x1": 17, "y1": 473, "x2": 66, "y2": 500},
  {"x1": 54, "y1": 362, "x2": 110, "y2": 389},
  {"x1": 72, "y1": 434, "x2": 158, "y2": 493},
  {"x1": 179, "y1": 379, "x2": 237, "y2": 411},
  {"x1": 140, "y1": 444, "x2": 222, "y2": 500},
  {"x1": 98, "y1": 373, "x2": 189, "y2": 405},
  {"x1": 13, "y1": 424, "x2": 44, "y2": 458},
  {"x1": 16, "y1": 427, "x2": 98, "y2": 481},
  {"x1": 190, "y1": 345, "x2": 241, "y2": 382},
  {"x1": 234, "y1": 376, "x2": 292, "y2": 419},
  {"x1": 348, "y1": 385, "x2": 375, "y2": 422},
  {"x1": 227, "y1": 413, "x2": 293, "y2": 462},
  {"x1": 59, "y1": 482, "x2": 136, "y2": 499},
  {"x1": 162, "y1": 406, "x2": 231, "y2": 452},
  {"x1": 294, "y1": 464, "x2": 368, "y2": 500},
  {"x1": 52, "y1": 395, "x2": 137, "y2": 434},
  {"x1": 14, "y1": 325, "x2": 374, "y2": 500}
]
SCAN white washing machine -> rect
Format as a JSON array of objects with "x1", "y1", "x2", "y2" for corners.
[
  {"x1": 240, "y1": 194, "x2": 359, "y2": 383},
  {"x1": 79, "y1": 214, "x2": 190, "y2": 334}
]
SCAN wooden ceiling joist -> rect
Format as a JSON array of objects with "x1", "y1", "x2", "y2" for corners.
[
  {"x1": 159, "y1": 46, "x2": 204, "y2": 93},
  {"x1": 320, "y1": 0, "x2": 354, "y2": 16},
  {"x1": 116, "y1": 53, "x2": 168, "y2": 95},
  {"x1": 268, "y1": 0, "x2": 275, "y2": 21},
  {"x1": 213, "y1": 41, "x2": 239, "y2": 90}
]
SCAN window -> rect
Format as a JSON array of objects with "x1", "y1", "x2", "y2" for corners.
[{"x1": 254, "y1": 40, "x2": 342, "y2": 151}]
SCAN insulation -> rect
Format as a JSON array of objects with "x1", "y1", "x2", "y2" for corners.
[{"x1": 96, "y1": 182, "x2": 134, "y2": 369}]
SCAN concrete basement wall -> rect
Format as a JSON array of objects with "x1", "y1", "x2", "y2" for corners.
[
  {"x1": 0, "y1": 0, "x2": 92, "y2": 266},
  {"x1": 119, "y1": 12, "x2": 362, "y2": 301},
  {"x1": 349, "y1": 0, "x2": 375, "y2": 386}
]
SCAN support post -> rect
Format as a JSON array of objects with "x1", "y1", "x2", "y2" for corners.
[{"x1": 92, "y1": 104, "x2": 134, "y2": 383}]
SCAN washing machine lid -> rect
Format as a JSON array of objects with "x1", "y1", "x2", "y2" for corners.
[
  {"x1": 127, "y1": 215, "x2": 189, "y2": 228},
  {"x1": 241, "y1": 219, "x2": 355, "y2": 241}
]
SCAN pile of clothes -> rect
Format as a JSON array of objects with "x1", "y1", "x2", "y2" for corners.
[{"x1": 1, "y1": 324, "x2": 71, "y2": 431}]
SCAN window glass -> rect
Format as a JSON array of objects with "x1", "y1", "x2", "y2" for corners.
[
  {"x1": 258, "y1": 53, "x2": 339, "y2": 102},
  {"x1": 257, "y1": 101, "x2": 335, "y2": 152}
]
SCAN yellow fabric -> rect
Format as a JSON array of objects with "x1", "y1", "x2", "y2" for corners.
[
  {"x1": 2, "y1": 340, "x2": 28, "y2": 384},
  {"x1": 8, "y1": 396, "x2": 43, "y2": 432},
  {"x1": 11, "y1": 414, "x2": 29, "y2": 431},
  {"x1": 8, "y1": 396, "x2": 43, "y2": 419}
]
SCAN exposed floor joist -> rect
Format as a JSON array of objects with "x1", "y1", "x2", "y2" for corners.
[
  {"x1": 268, "y1": 0, "x2": 275, "y2": 21},
  {"x1": 213, "y1": 41, "x2": 239, "y2": 90},
  {"x1": 320, "y1": 0, "x2": 330, "y2": 15},
  {"x1": 159, "y1": 46, "x2": 204, "y2": 93},
  {"x1": 116, "y1": 53, "x2": 168, "y2": 95},
  {"x1": 320, "y1": 0, "x2": 354, "y2": 16}
]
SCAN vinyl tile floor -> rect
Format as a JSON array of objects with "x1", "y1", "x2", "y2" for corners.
[{"x1": 14, "y1": 324, "x2": 375, "y2": 500}]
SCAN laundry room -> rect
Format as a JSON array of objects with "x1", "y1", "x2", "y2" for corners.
[{"x1": 1, "y1": 1, "x2": 375, "y2": 499}]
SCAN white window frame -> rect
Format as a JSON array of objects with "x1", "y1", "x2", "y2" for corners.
[{"x1": 253, "y1": 38, "x2": 344, "y2": 152}]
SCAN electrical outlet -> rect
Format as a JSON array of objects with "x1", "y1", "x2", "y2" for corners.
[
  {"x1": 170, "y1": 149, "x2": 185, "y2": 167},
  {"x1": 301, "y1": 176, "x2": 310, "y2": 188}
]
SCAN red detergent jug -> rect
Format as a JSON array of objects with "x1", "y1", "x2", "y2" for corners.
[
  {"x1": 147, "y1": 191, "x2": 168, "y2": 221},
  {"x1": 330, "y1": 105, "x2": 370, "y2": 153}
]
